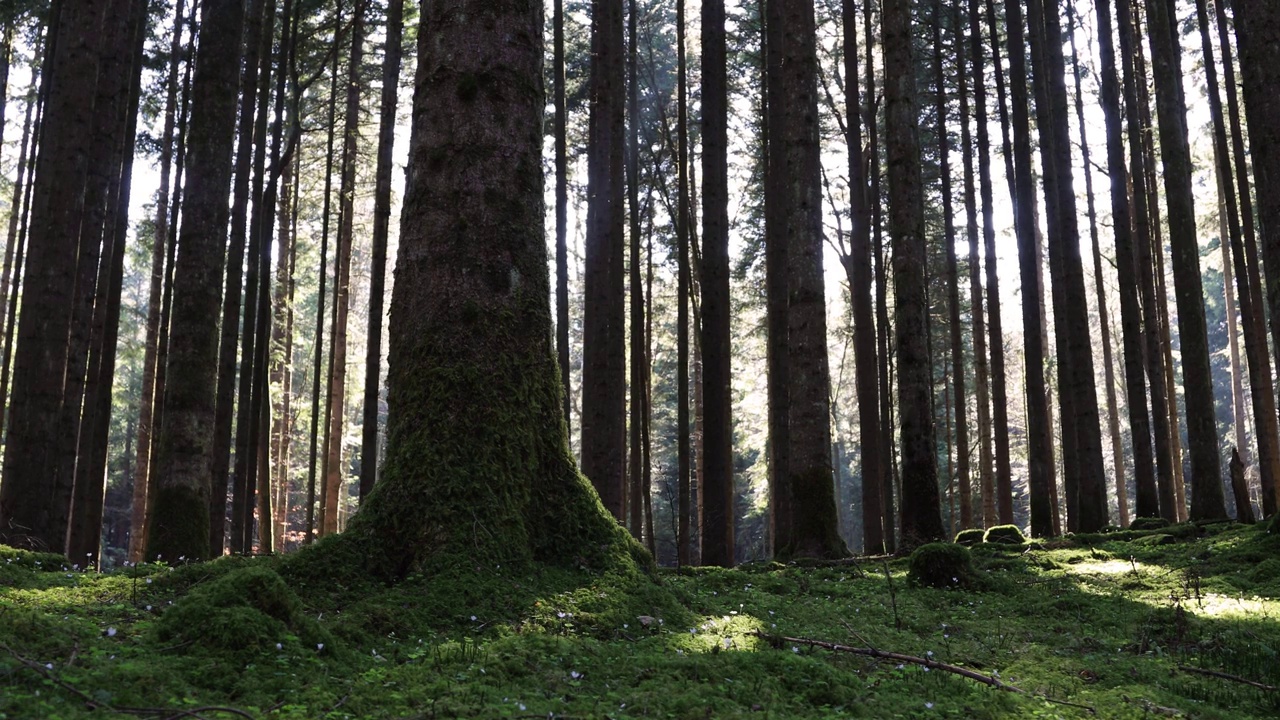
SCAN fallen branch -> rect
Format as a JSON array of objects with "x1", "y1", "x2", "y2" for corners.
[
  {"x1": 752, "y1": 632, "x2": 1096, "y2": 715},
  {"x1": 1177, "y1": 665, "x2": 1277, "y2": 692}
]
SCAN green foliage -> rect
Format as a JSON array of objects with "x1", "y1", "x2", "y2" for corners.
[
  {"x1": 983, "y1": 524, "x2": 1027, "y2": 545},
  {"x1": 954, "y1": 528, "x2": 986, "y2": 546},
  {"x1": 908, "y1": 542, "x2": 976, "y2": 588},
  {"x1": 5, "y1": 524, "x2": 1280, "y2": 718}
]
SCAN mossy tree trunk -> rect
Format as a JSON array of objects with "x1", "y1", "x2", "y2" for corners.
[
  {"x1": 346, "y1": 0, "x2": 639, "y2": 574},
  {"x1": 147, "y1": 0, "x2": 247, "y2": 562}
]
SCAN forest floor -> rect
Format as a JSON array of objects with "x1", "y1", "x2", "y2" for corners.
[{"x1": 2, "y1": 521, "x2": 1279, "y2": 719}]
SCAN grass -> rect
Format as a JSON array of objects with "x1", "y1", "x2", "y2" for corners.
[{"x1": 2, "y1": 522, "x2": 1279, "y2": 718}]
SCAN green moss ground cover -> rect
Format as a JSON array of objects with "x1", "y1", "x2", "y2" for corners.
[{"x1": 3, "y1": 524, "x2": 1279, "y2": 718}]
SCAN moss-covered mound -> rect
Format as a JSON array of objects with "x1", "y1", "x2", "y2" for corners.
[
  {"x1": 907, "y1": 543, "x2": 975, "y2": 588},
  {"x1": 954, "y1": 528, "x2": 985, "y2": 546},
  {"x1": 153, "y1": 566, "x2": 332, "y2": 659},
  {"x1": 983, "y1": 524, "x2": 1026, "y2": 545},
  {"x1": 1130, "y1": 516, "x2": 1170, "y2": 531}
]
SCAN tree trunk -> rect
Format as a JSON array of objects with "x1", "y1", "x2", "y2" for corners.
[
  {"x1": 146, "y1": 0, "x2": 247, "y2": 561},
  {"x1": 68, "y1": 0, "x2": 149, "y2": 564},
  {"x1": 306, "y1": 10, "x2": 343, "y2": 543},
  {"x1": 1231, "y1": 0, "x2": 1280, "y2": 516},
  {"x1": 581, "y1": 0, "x2": 628, "y2": 520},
  {"x1": 360, "y1": 0, "x2": 403, "y2": 500},
  {"x1": 933, "y1": 0, "x2": 969, "y2": 532},
  {"x1": 1067, "y1": 6, "x2": 1127, "y2": 527},
  {"x1": 699, "y1": 0, "x2": 733, "y2": 567},
  {"x1": 884, "y1": 0, "x2": 943, "y2": 548},
  {"x1": 344, "y1": 0, "x2": 639, "y2": 575},
  {"x1": 674, "y1": 0, "x2": 692, "y2": 567},
  {"x1": 555, "y1": 0, "x2": 571, "y2": 433},
  {"x1": 323, "y1": 2, "x2": 365, "y2": 536},
  {"x1": 1196, "y1": 0, "x2": 1279, "y2": 519},
  {"x1": 1142, "y1": 0, "x2": 1226, "y2": 520},
  {"x1": 983, "y1": 0, "x2": 1016, "y2": 525},
  {"x1": 1091, "y1": 0, "x2": 1159, "y2": 524},
  {"x1": 997, "y1": 0, "x2": 1054, "y2": 537},
  {"x1": 955, "y1": 0, "x2": 994, "y2": 530}
]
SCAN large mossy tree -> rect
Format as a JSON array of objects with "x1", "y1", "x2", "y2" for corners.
[{"x1": 339, "y1": 0, "x2": 642, "y2": 577}]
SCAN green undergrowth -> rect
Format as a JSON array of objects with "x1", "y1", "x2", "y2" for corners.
[{"x1": 3, "y1": 523, "x2": 1280, "y2": 718}]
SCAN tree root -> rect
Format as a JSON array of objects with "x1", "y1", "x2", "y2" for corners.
[{"x1": 752, "y1": 631, "x2": 1096, "y2": 715}]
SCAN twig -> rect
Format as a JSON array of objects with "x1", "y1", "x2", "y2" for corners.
[
  {"x1": 1177, "y1": 665, "x2": 1277, "y2": 692},
  {"x1": 753, "y1": 632, "x2": 1096, "y2": 715},
  {"x1": 881, "y1": 560, "x2": 901, "y2": 630}
]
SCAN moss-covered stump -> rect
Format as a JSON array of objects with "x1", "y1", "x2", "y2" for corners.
[
  {"x1": 907, "y1": 543, "x2": 976, "y2": 588},
  {"x1": 154, "y1": 566, "x2": 332, "y2": 660},
  {"x1": 983, "y1": 524, "x2": 1026, "y2": 544},
  {"x1": 1130, "y1": 516, "x2": 1171, "y2": 531},
  {"x1": 954, "y1": 529, "x2": 985, "y2": 546}
]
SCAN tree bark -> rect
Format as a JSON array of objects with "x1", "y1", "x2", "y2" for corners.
[
  {"x1": 884, "y1": 0, "x2": 943, "y2": 548},
  {"x1": 581, "y1": 0, "x2": 628, "y2": 520},
  {"x1": 360, "y1": 0, "x2": 404, "y2": 500},
  {"x1": 344, "y1": 0, "x2": 639, "y2": 575},
  {"x1": 956, "y1": 0, "x2": 994, "y2": 530},
  {"x1": 146, "y1": 0, "x2": 247, "y2": 561},
  {"x1": 1142, "y1": 0, "x2": 1226, "y2": 520}
]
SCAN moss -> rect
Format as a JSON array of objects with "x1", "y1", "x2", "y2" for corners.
[
  {"x1": 1134, "y1": 533, "x2": 1175, "y2": 546},
  {"x1": 1130, "y1": 516, "x2": 1171, "y2": 531},
  {"x1": 0, "y1": 545, "x2": 71, "y2": 570},
  {"x1": 774, "y1": 466, "x2": 848, "y2": 560},
  {"x1": 983, "y1": 524, "x2": 1027, "y2": 544},
  {"x1": 154, "y1": 566, "x2": 332, "y2": 659},
  {"x1": 1250, "y1": 558, "x2": 1280, "y2": 584},
  {"x1": 954, "y1": 528, "x2": 986, "y2": 546},
  {"x1": 146, "y1": 485, "x2": 210, "y2": 562},
  {"x1": 907, "y1": 542, "x2": 976, "y2": 588}
]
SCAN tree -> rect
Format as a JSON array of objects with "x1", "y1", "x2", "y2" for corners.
[
  {"x1": 699, "y1": 0, "x2": 733, "y2": 567},
  {"x1": 343, "y1": 0, "x2": 638, "y2": 574},
  {"x1": 1232, "y1": 1, "x2": 1280, "y2": 515},
  {"x1": 765, "y1": 0, "x2": 845, "y2": 559},
  {"x1": 555, "y1": 0, "x2": 571, "y2": 431},
  {"x1": 147, "y1": 0, "x2": 247, "y2": 561},
  {"x1": 360, "y1": 0, "x2": 405, "y2": 499},
  {"x1": 1142, "y1": 0, "x2": 1226, "y2": 520},
  {"x1": 582, "y1": 0, "x2": 627, "y2": 521},
  {"x1": 884, "y1": 0, "x2": 943, "y2": 547}
]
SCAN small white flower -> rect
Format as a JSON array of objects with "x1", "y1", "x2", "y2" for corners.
[
  {"x1": 145, "y1": 605, "x2": 152, "y2": 611},
  {"x1": 896, "y1": 664, "x2": 905, "y2": 670},
  {"x1": 106, "y1": 627, "x2": 117, "y2": 637},
  {"x1": 923, "y1": 667, "x2": 930, "y2": 672},
  {"x1": 623, "y1": 623, "x2": 628, "y2": 629},
  {"x1": 146, "y1": 578, "x2": 152, "y2": 584},
  {"x1": 518, "y1": 704, "x2": 526, "y2": 711},
  {"x1": 276, "y1": 643, "x2": 283, "y2": 650},
  {"x1": 723, "y1": 638, "x2": 731, "y2": 649},
  {"x1": 317, "y1": 643, "x2": 325, "y2": 651},
  {"x1": 952, "y1": 577, "x2": 958, "y2": 583},
  {"x1": 792, "y1": 646, "x2": 799, "y2": 653},
  {"x1": 470, "y1": 615, "x2": 477, "y2": 622},
  {"x1": 570, "y1": 670, "x2": 582, "y2": 679},
  {"x1": 926, "y1": 650, "x2": 934, "y2": 657},
  {"x1": 926, "y1": 702, "x2": 934, "y2": 709},
  {"x1": 557, "y1": 611, "x2": 567, "y2": 619},
  {"x1": 45, "y1": 663, "x2": 53, "y2": 670},
  {"x1": 676, "y1": 649, "x2": 684, "y2": 655}
]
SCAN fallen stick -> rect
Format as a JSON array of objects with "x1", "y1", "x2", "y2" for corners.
[
  {"x1": 752, "y1": 631, "x2": 1096, "y2": 715},
  {"x1": 1177, "y1": 664, "x2": 1277, "y2": 692}
]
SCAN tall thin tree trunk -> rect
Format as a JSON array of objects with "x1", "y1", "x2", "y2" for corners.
[
  {"x1": 933, "y1": 1, "x2": 970, "y2": 531},
  {"x1": 1067, "y1": 6, "x2": 1127, "y2": 526},
  {"x1": 1142, "y1": 0, "x2": 1226, "y2": 520},
  {"x1": 555, "y1": 0, "x2": 571, "y2": 433},
  {"x1": 581, "y1": 0, "x2": 628, "y2": 520},
  {"x1": 885, "y1": 0, "x2": 943, "y2": 547},
  {"x1": 146, "y1": 0, "x2": 248, "y2": 561},
  {"x1": 983, "y1": 0, "x2": 1016, "y2": 525},
  {"x1": 675, "y1": 0, "x2": 691, "y2": 566},
  {"x1": 324, "y1": 1, "x2": 365, "y2": 536},
  {"x1": 360, "y1": 0, "x2": 403, "y2": 500},
  {"x1": 1092, "y1": 0, "x2": 1158, "y2": 524},
  {"x1": 956, "y1": 0, "x2": 994, "y2": 530},
  {"x1": 1196, "y1": 0, "x2": 1279, "y2": 518},
  {"x1": 626, "y1": 0, "x2": 644, "y2": 541}
]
